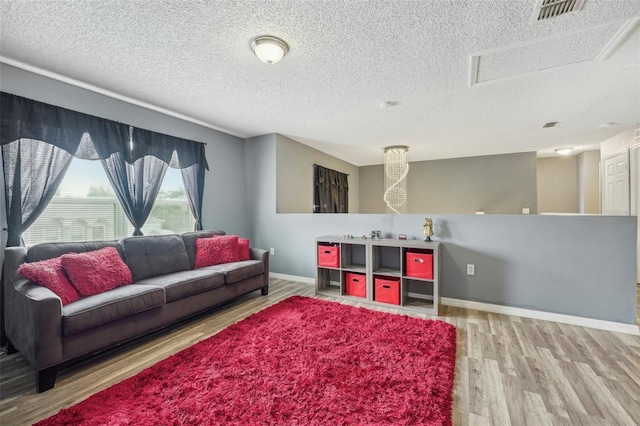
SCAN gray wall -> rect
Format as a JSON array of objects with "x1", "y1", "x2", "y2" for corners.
[
  {"x1": 537, "y1": 156, "x2": 579, "y2": 214},
  {"x1": 359, "y1": 165, "x2": 386, "y2": 213},
  {"x1": 246, "y1": 135, "x2": 637, "y2": 324},
  {"x1": 577, "y1": 150, "x2": 601, "y2": 214},
  {"x1": 276, "y1": 134, "x2": 360, "y2": 213},
  {"x1": 4, "y1": 63, "x2": 636, "y2": 325},
  {"x1": 0, "y1": 63, "x2": 248, "y2": 236},
  {"x1": 359, "y1": 152, "x2": 538, "y2": 214}
]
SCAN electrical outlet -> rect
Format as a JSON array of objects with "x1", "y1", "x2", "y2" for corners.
[
  {"x1": 522, "y1": 207, "x2": 530, "y2": 214},
  {"x1": 270, "y1": 248, "x2": 275, "y2": 256},
  {"x1": 466, "y1": 264, "x2": 475, "y2": 275}
]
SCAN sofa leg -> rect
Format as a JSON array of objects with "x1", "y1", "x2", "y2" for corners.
[
  {"x1": 36, "y1": 366, "x2": 58, "y2": 393},
  {"x1": 261, "y1": 285, "x2": 269, "y2": 296},
  {"x1": 6, "y1": 340, "x2": 17, "y2": 355}
]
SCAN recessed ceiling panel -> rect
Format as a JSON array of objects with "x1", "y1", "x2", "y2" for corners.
[{"x1": 472, "y1": 20, "x2": 634, "y2": 84}]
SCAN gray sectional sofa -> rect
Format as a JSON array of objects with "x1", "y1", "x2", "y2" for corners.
[{"x1": 3, "y1": 230, "x2": 269, "y2": 392}]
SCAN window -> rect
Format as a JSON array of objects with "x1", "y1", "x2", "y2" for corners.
[
  {"x1": 139, "y1": 167, "x2": 194, "y2": 236},
  {"x1": 23, "y1": 159, "x2": 193, "y2": 246}
]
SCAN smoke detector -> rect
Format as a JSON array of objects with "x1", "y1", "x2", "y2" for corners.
[{"x1": 533, "y1": 0, "x2": 585, "y2": 21}]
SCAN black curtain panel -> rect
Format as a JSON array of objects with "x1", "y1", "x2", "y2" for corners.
[
  {"x1": 313, "y1": 164, "x2": 348, "y2": 213},
  {"x1": 0, "y1": 92, "x2": 130, "y2": 159},
  {"x1": 1, "y1": 92, "x2": 209, "y2": 239},
  {"x1": 101, "y1": 152, "x2": 169, "y2": 236},
  {"x1": 336, "y1": 170, "x2": 349, "y2": 213},
  {"x1": 181, "y1": 163, "x2": 205, "y2": 231},
  {"x1": 2, "y1": 139, "x2": 74, "y2": 247}
]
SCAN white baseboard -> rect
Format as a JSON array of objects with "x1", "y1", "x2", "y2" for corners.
[
  {"x1": 442, "y1": 297, "x2": 640, "y2": 336},
  {"x1": 407, "y1": 292, "x2": 433, "y2": 301},
  {"x1": 270, "y1": 272, "x2": 315, "y2": 285},
  {"x1": 269, "y1": 273, "x2": 640, "y2": 335}
]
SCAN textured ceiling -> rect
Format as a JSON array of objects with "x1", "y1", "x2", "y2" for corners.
[{"x1": 1, "y1": 0, "x2": 639, "y2": 166}]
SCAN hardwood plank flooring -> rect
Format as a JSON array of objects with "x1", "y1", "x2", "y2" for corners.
[{"x1": 1, "y1": 279, "x2": 639, "y2": 425}]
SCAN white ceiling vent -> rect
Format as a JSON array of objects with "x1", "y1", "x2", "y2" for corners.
[
  {"x1": 543, "y1": 121, "x2": 559, "y2": 128},
  {"x1": 533, "y1": 0, "x2": 585, "y2": 21}
]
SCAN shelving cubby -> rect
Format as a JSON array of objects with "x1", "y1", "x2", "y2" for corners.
[
  {"x1": 315, "y1": 236, "x2": 441, "y2": 315},
  {"x1": 341, "y1": 242, "x2": 367, "y2": 273},
  {"x1": 372, "y1": 245, "x2": 401, "y2": 277},
  {"x1": 401, "y1": 246, "x2": 436, "y2": 311}
]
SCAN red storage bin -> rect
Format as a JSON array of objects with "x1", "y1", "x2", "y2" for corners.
[
  {"x1": 405, "y1": 251, "x2": 433, "y2": 279},
  {"x1": 375, "y1": 277, "x2": 400, "y2": 305},
  {"x1": 318, "y1": 244, "x2": 340, "y2": 268},
  {"x1": 345, "y1": 273, "x2": 366, "y2": 298}
]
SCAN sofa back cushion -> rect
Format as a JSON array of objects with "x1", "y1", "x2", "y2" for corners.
[
  {"x1": 182, "y1": 230, "x2": 226, "y2": 269},
  {"x1": 27, "y1": 241, "x2": 121, "y2": 263},
  {"x1": 61, "y1": 247, "x2": 133, "y2": 297},
  {"x1": 121, "y1": 234, "x2": 191, "y2": 281}
]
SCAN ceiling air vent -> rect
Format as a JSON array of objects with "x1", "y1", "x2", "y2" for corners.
[
  {"x1": 533, "y1": 0, "x2": 585, "y2": 21},
  {"x1": 543, "y1": 121, "x2": 559, "y2": 128}
]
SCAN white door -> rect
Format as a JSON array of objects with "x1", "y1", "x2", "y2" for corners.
[
  {"x1": 631, "y1": 144, "x2": 639, "y2": 216},
  {"x1": 602, "y1": 151, "x2": 630, "y2": 215}
]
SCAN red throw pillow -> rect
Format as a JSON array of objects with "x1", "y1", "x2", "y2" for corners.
[
  {"x1": 238, "y1": 238, "x2": 250, "y2": 261},
  {"x1": 18, "y1": 257, "x2": 80, "y2": 305},
  {"x1": 61, "y1": 247, "x2": 132, "y2": 297},
  {"x1": 195, "y1": 235, "x2": 240, "y2": 268}
]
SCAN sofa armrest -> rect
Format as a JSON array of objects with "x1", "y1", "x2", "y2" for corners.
[
  {"x1": 250, "y1": 248, "x2": 270, "y2": 287},
  {"x1": 3, "y1": 247, "x2": 63, "y2": 370}
]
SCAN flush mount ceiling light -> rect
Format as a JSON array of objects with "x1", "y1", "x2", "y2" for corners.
[
  {"x1": 383, "y1": 146, "x2": 409, "y2": 214},
  {"x1": 554, "y1": 147, "x2": 574, "y2": 156},
  {"x1": 250, "y1": 35, "x2": 289, "y2": 65},
  {"x1": 379, "y1": 101, "x2": 398, "y2": 109}
]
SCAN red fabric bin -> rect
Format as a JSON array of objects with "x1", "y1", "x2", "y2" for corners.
[
  {"x1": 375, "y1": 277, "x2": 400, "y2": 305},
  {"x1": 318, "y1": 244, "x2": 340, "y2": 268},
  {"x1": 405, "y1": 252, "x2": 433, "y2": 279},
  {"x1": 345, "y1": 273, "x2": 366, "y2": 298}
]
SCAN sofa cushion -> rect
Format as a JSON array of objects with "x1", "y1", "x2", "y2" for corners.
[
  {"x1": 182, "y1": 230, "x2": 226, "y2": 269},
  {"x1": 201, "y1": 260, "x2": 264, "y2": 284},
  {"x1": 27, "y1": 240, "x2": 121, "y2": 263},
  {"x1": 18, "y1": 257, "x2": 80, "y2": 305},
  {"x1": 61, "y1": 247, "x2": 133, "y2": 297},
  {"x1": 136, "y1": 269, "x2": 225, "y2": 303},
  {"x1": 238, "y1": 238, "x2": 250, "y2": 261},
  {"x1": 62, "y1": 285, "x2": 165, "y2": 336},
  {"x1": 195, "y1": 235, "x2": 239, "y2": 268},
  {"x1": 121, "y1": 234, "x2": 191, "y2": 282}
]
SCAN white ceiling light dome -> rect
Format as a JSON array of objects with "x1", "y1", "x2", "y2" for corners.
[
  {"x1": 554, "y1": 147, "x2": 574, "y2": 156},
  {"x1": 250, "y1": 35, "x2": 289, "y2": 65}
]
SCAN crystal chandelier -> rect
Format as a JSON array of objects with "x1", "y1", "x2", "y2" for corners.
[{"x1": 383, "y1": 146, "x2": 409, "y2": 214}]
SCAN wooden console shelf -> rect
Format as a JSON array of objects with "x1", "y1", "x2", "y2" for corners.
[{"x1": 315, "y1": 236, "x2": 441, "y2": 315}]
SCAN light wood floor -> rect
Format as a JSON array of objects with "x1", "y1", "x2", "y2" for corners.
[{"x1": 1, "y1": 279, "x2": 639, "y2": 425}]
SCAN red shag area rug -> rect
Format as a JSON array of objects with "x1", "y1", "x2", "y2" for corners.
[{"x1": 37, "y1": 296, "x2": 457, "y2": 425}]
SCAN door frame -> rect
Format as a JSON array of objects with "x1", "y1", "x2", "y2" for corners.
[{"x1": 630, "y1": 144, "x2": 639, "y2": 216}]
